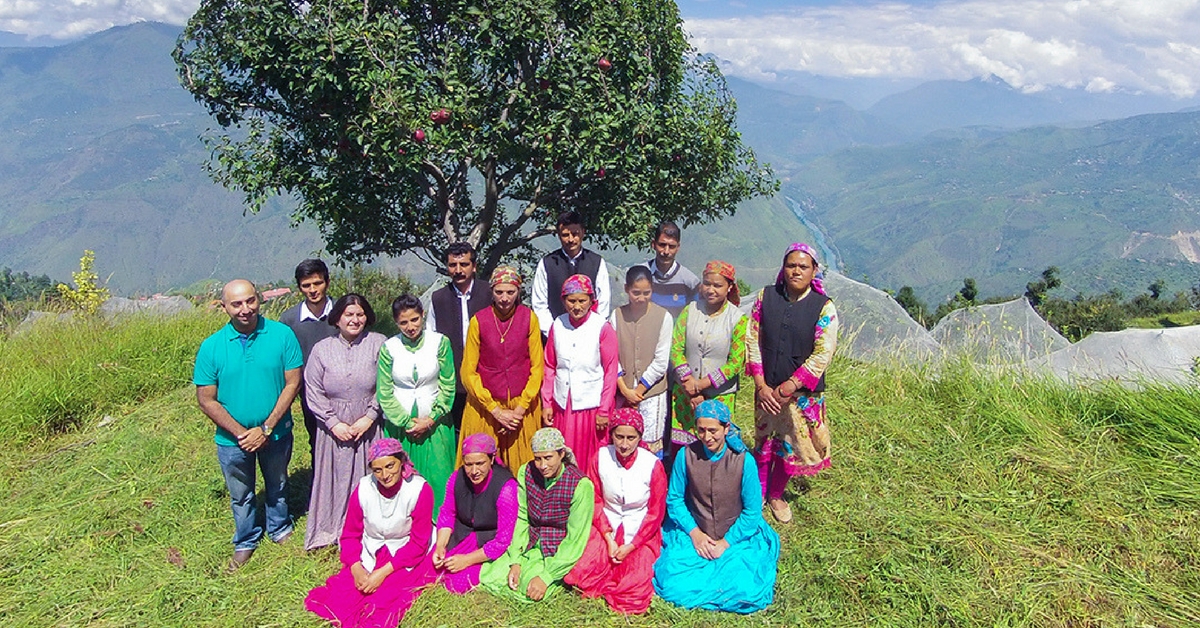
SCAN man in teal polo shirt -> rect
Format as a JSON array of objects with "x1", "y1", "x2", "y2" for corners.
[{"x1": 195, "y1": 279, "x2": 303, "y2": 571}]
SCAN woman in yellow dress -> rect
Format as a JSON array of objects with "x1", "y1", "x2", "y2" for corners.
[{"x1": 457, "y1": 266, "x2": 544, "y2": 471}]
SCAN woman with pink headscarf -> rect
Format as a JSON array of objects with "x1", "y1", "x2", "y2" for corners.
[
  {"x1": 304, "y1": 438, "x2": 436, "y2": 627},
  {"x1": 432, "y1": 433, "x2": 519, "y2": 594},
  {"x1": 565, "y1": 408, "x2": 667, "y2": 614},
  {"x1": 541, "y1": 274, "x2": 619, "y2": 471},
  {"x1": 746, "y1": 243, "x2": 839, "y2": 524}
]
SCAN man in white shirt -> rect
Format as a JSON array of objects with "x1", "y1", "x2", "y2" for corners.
[
  {"x1": 427, "y1": 242, "x2": 491, "y2": 431},
  {"x1": 531, "y1": 210, "x2": 610, "y2": 337}
]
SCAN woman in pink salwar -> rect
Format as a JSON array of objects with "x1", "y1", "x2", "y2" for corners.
[
  {"x1": 541, "y1": 274, "x2": 619, "y2": 472},
  {"x1": 432, "y1": 433, "x2": 519, "y2": 594},
  {"x1": 304, "y1": 438, "x2": 435, "y2": 628}
]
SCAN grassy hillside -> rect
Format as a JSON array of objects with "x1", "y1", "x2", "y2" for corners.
[{"x1": 1, "y1": 316, "x2": 1198, "y2": 626}]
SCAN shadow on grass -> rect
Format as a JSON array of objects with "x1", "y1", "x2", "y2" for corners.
[{"x1": 287, "y1": 465, "x2": 313, "y2": 519}]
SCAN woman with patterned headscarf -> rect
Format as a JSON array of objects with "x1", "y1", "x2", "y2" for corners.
[
  {"x1": 457, "y1": 266, "x2": 544, "y2": 471},
  {"x1": 305, "y1": 438, "x2": 436, "y2": 627},
  {"x1": 432, "y1": 434, "x2": 519, "y2": 594},
  {"x1": 653, "y1": 400, "x2": 780, "y2": 614},
  {"x1": 565, "y1": 408, "x2": 667, "y2": 614},
  {"x1": 668, "y1": 261, "x2": 748, "y2": 455},
  {"x1": 746, "y1": 243, "x2": 839, "y2": 524},
  {"x1": 541, "y1": 274, "x2": 619, "y2": 471},
  {"x1": 480, "y1": 427, "x2": 595, "y2": 602}
]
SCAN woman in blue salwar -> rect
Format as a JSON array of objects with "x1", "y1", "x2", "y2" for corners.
[{"x1": 652, "y1": 399, "x2": 780, "y2": 613}]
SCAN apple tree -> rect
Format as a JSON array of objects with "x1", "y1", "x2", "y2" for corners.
[{"x1": 174, "y1": 0, "x2": 777, "y2": 275}]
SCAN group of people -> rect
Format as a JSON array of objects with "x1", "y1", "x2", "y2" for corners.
[{"x1": 193, "y1": 212, "x2": 839, "y2": 626}]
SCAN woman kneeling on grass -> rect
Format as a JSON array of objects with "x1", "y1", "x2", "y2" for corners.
[
  {"x1": 480, "y1": 427, "x2": 594, "y2": 602},
  {"x1": 432, "y1": 433, "x2": 518, "y2": 594},
  {"x1": 565, "y1": 408, "x2": 667, "y2": 614},
  {"x1": 652, "y1": 400, "x2": 780, "y2": 614},
  {"x1": 304, "y1": 438, "x2": 435, "y2": 628}
]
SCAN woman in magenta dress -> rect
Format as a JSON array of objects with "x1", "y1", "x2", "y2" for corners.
[
  {"x1": 565, "y1": 408, "x2": 667, "y2": 614},
  {"x1": 541, "y1": 274, "x2": 618, "y2": 472},
  {"x1": 304, "y1": 438, "x2": 435, "y2": 628},
  {"x1": 432, "y1": 433, "x2": 519, "y2": 594}
]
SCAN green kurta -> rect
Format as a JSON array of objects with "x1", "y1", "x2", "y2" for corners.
[
  {"x1": 479, "y1": 464, "x2": 595, "y2": 601},
  {"x1": 377, "y1": 332, "x2": 457, "y2": 511}
]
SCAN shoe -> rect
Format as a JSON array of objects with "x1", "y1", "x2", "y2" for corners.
[
  {"x1": 227, "y1": 548, "x2": 255, "y2": 572},
  {"x1": 769, "y1": 499, "x2": 793, "y2": 524}
]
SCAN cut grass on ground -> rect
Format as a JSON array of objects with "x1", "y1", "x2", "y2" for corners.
[{"x1": 1, "y1": 332, "x2": 1199, "y2": 626}]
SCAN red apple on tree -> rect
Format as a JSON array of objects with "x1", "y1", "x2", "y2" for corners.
[
  {"x1": 413, "y1": 129, "x2": 426, "y2": 143},
  {"x1": 430, "y1": 108, "x2": 451, "y2": 124},
  {"x1": 597, "y1": 57, "x2": 612, "y2": 71},
  {"x1": 538, "y1": 79, "x2": 551, "y2": 90}
]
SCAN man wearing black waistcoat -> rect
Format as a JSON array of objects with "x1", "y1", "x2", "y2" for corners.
[
  {"x1": 427, "y1": 242, "x2": 492, "y2": 432},
  {"x1": 530, "y1": 210, "x2": 611, "y2": 338}
]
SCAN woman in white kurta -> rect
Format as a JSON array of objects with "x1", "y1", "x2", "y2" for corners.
[{"x1": 305, "y1": 438, "x2": 436, "y2": 627}]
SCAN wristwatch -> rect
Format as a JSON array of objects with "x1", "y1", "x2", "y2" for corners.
[{"x1": 261, "y1": 423, "x2": 274, "y2": 437}]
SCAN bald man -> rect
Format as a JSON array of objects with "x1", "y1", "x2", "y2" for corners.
[{"x1": 194, "y1": 280, "x2": 303, "y2": 571}]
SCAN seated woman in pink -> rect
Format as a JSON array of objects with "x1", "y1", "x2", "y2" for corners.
[
  {"x1": 304, "y1": 438, "x2": 435, "y2": 628},
  {"x1": 432, "y1": 433, "x2": 519, "y2": 594},
  {"x1": 565, "y1": 408, "x2": 667, "y2": 614}
]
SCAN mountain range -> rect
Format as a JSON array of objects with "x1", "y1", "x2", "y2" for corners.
[{"x1": 0, "y1": 22, "x2": 1197, "y2": 302}]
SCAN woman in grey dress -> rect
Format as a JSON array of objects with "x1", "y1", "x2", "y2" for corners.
[{"x1": 303, "y1": 293, "x2": 387, "y2": 550}]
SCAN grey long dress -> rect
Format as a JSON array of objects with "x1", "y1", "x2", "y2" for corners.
[{"x1": 303, "y1": 330, "x2": 386, "y2": 550}]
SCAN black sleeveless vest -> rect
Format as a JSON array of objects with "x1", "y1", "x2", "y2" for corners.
[
  {"x1": 759, "y1": 283, "x2": 830, "y2": 391},
  {"x1": 449, "y1": 464, "x2": 515, "y2": 549},
  {"x1": 430, "y1": 280, "x2": 492, "y2": 389},
  {"x1": 542, "y1": 249, "x2": 603, "y2": 322}
]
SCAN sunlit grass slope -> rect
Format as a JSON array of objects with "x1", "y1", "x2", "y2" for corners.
[{"x1": 1, "y1": 318, "x2": 1198, "y2": 626}]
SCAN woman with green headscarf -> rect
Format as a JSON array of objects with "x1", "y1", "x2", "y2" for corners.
[{"x1": 479, "y1": 427, "x2": 594, "y2": 602}]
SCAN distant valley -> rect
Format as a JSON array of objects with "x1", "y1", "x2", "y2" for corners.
[{"x1": 1, "y1": 22, "x2": 1198, "y2": 303}]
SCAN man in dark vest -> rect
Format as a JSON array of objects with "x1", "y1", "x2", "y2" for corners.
[
  {"x1": 278, "y1": 258, "x2": 339, "y2": 463},
  {"x1": 531, "y1": 210, "x2": 611, "y2": 337},
  {"x1": 427, "y1": 241, "x2": 492, "y2": 431}
]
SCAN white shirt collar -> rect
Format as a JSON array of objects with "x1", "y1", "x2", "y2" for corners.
[
  {"x1": 647, "y1": 258, "x2": 678, "y2": 280},
  {"x1": 452, "y1": 279, "x2": 475, "y2": 297},
  {"x1": 298, "y1": 298, "x2": 333, "y2": 322}
]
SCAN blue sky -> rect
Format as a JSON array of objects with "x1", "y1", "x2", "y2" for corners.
[{"x1": 2, "y1": 0, "x2": 1199, "y2": 97}]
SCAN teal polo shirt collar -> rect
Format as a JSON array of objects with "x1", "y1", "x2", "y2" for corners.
[{"x1": 221, "y1": 315, "x2": 267, "y2": 343}]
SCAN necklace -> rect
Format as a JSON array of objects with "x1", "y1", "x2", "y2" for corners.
[{"x1": 493, "y1": 309, "x2": 516, "y2": 344}]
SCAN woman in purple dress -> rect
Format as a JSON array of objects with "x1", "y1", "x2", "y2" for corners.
[{"x1": 303, "y1": 294, "x2": 387, "y2": 550}]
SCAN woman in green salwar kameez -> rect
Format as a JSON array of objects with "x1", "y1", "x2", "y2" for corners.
[{"x1": 377, "y1": 294, "x2": 457, "y2": 511}]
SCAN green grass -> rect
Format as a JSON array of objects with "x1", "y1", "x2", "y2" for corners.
[
  {"x1": 2, "y1": 321, "x2": 1199, "y2": 626},
  {"x1": 1128, "y1": 310, "x2": 1200, "y2": 329},
  {"x1": 0, "y1": 309, "x2": 223, "y2": 444}
]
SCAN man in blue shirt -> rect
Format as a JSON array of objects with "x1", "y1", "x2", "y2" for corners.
[{"x1": 195, "y1": 279, "x2": 303, "y2": 571}]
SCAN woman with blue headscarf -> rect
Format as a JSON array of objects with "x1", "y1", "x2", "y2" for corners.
[{"x1": 652, "y1": 399, "x2": 780, "y2": 614}]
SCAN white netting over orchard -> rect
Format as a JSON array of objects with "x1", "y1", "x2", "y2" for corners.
[
  {"x1": 821, "y1": 272, "x2": 940, "y2": 363},
  {"x1": 1030, "y1": 326, "x2": 1200, "y2": 386},
  {"x1": 931, "y1": 298, "x2": 1069, "y2": 363}
]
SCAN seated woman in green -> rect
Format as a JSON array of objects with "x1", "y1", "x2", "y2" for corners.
[
  {"x1": 480, "y1": 427, "x2": 594, "y2": 601},
  {"x1": 653, "y1": 399, "x2": 780, "y2": 614}
]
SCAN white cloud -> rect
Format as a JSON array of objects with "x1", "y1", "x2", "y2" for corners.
[
  {"x1": 686, "y1": 0, "x2": 1200, "y2": 97},
  {"x1": 0, "y1": 0, "x2": 197, "y2": 40}
]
